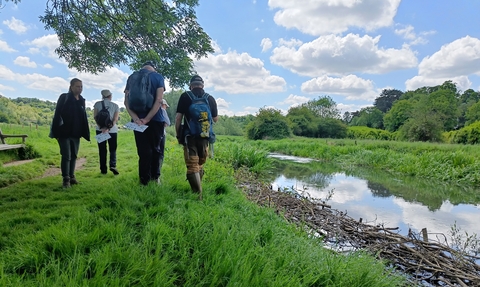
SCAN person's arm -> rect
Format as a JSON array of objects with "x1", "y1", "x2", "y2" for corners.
[
  {"x1": 124, "y1": 90, "x2": 142, "y2": 125},
  {"x1": 210, "y1": 97, "x2": 219, "y2": 123},
  {"x1": 113, "y1": 111, "x2": 119, "y2": 126},
  {"x1": 175, "y1": 112, "x2": 183, "y2": 138},
  {"x1": 141, "y1": 87, "x2": 163, "y2": 124}
]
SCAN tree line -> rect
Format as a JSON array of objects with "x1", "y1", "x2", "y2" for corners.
[
  {"x1": 244, "y1": 80, "x2": 480, "y2": 144},
  {"x1": 3, "y1": 80, "x2": 480, "y2": 144}
]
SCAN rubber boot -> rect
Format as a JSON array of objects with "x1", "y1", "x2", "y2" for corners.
[
  {"x1": 186, "y1": 173, "x2": 203, "y2": 200},
  {"x1": 62, "y1": 176, "x2": 71, "y2": 189}
]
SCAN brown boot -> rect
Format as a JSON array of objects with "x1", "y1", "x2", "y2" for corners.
[
  {"x1": 62, "y1": 176, "x2": 71, "y2": 189},
  {"x1": 186, "y1": 173, "x2": 203, "y2": 200}
]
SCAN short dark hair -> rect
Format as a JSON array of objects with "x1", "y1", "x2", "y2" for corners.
[{"x1": 142, "y1": 61, "x2": 156, "y2": 70}]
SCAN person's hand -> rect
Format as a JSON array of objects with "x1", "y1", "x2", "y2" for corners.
[{"x1": 101, "y1": 128, "x2": 109, "y2": 133}]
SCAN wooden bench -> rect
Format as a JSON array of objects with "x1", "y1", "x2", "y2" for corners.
[{"x1": 0, "y1": 128, "x2": 28, "y2": 151}]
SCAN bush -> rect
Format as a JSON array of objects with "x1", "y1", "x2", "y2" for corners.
[
  {"x1": 245, "y1": 108, "x2": 291, "y2": 140},
  {"x1": 347, "y1": 126, "x2": 393, "y2": 140},
  {"x1": 445, "y1": 121, "x2": 480, "y2": 144}
]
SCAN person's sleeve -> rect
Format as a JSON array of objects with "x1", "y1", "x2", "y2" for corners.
[
  {"x1": 209, "y1": 96, "x2": 218, "y2": 118},
  {"x1": 176, "y1": 94, "x2": 189, "y2": 115}
]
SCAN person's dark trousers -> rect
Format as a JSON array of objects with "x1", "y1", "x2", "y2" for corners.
[
  {"x1": 156, "y1": 133, "x2": 166, "y2": 178},
  {"x1": 96, "y1": 131, "x2": 118, "y2": 173},
  {"x1": 57, "y1": 137, "x2": 80, "y2": 178},
  {"x1": 134, "y1": 121, "x2": 164, "y2": 185}
]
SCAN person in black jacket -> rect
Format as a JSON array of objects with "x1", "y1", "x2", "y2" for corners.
[{"x1": 50, "y1": 78, "x2": 90, "y2": 188}]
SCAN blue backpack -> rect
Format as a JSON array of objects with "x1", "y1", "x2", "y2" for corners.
[
  {"x1": 127, "y1": 69, "x2": 153, "y2": 113},
  {"x1": 185, "y1": 91, "x2": 215, "y2": 143}
]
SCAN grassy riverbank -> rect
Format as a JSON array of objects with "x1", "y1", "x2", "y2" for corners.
[
  {"x1": 0, "y1": 124, "x2": 406, "y2": 286},
  {"x1": 248, "y1": 136, "x2": 480, "y2": 187}
]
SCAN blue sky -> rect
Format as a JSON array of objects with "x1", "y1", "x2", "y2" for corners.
[{"x1": 1, "y1": 0, "x2": 480, "y2": 117}]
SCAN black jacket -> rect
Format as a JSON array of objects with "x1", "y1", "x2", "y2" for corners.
[{"x1": 49, "y1": 92, "x2": 90, "y2": 141}]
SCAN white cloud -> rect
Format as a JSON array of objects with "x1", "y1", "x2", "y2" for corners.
[
  {"x1": 301, "y1": 74, "x2": 377, "y2": 101},
  {"x1": 269, "y1": 0, "x2": 401, "y2": 35},
  {"x1": 0, "y1": 65, "x2": 16, "y2": 81},
  {"x1": 406, "y1": 36, "x2": 480, "y2": 91},
  {"x1": 28, "y1": 34, "x2": 61, "y2": 60},
  {"x1": 405, "y1": 75, "x2": 471, "y2": 92},
  {"x1": 43, "y1": 63, "x2": 53, "y2": 69},
  {"x1": 3, "y1": 17, "x2": 28, "y2": 34},
  {"x1": 14, "y1": 56, "x2": 37, "y2": 68},
  {"x1": 69, "y1": 67, "x2": 129, "y2": 91},
  {"x1": 261, "y1": 38, "x2": 272, "y2": 52},
  {"x1": 395, "y1": 24, "x2": 434, "y2": 46},
  {"x1": 27, "y1": 47, "x2": 40, "y2": 54},
  {"x1": 194, "y1": 50, "x2": 287, "y2": 94},
  {"x1": 0, "y1": 83, "x2": 16, "y2": 92},
  {"x1": 0, "y1": 64, "x2": 67, "y2": 93},
  {"x1": 271, "y1": 33, "x2": 418, "y2": 77},
  {"x1": 279, "y1": 94, "x2": 310, "y2": 108},
  {"x1": 278, "y1": 38, "x2": 303, "y2": 48},
  {"x1": 0, "y1": 39, "x2": 17, "y2": 52}
]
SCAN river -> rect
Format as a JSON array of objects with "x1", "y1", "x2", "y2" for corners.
[{"x1": 268, "y1": 153, "x2": 480, "y2": 245}]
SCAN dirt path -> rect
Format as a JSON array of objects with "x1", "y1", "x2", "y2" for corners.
[{"x1": 2, "y1": 158, "x2": 87, "y2": 178}]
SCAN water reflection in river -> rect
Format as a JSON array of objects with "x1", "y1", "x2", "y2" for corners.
[{"x1": 268, "y1": 153, "x2": 480, "y2": 241}]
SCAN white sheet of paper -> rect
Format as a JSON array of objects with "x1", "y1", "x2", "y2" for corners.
[
  {"x1": 95, "y1": 132, "x2": 111, "y2": 143},
  {"x1": 124, "y1": 122, "x2": 149, "y2": 132}
]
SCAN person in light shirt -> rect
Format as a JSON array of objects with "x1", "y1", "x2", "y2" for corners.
[
  {"x1": 93, "y1": 89, "x2": 120, "y2": 175},
  {"x1": 157, "y1": 98, "x2": 171, "y2": 183}
]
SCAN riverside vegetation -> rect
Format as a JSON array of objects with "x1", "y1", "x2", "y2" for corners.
[{"x1": 0, "y1": 123, "x2": 408, "y2": 286}]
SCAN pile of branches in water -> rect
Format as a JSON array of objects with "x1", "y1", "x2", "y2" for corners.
[{"x1": 235, "y1": 169, "x2": 480, "y2": 286}]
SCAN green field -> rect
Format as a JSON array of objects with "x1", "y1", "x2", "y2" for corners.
[{"x1": 0, "y1": 124, "x2": 406, "y2": 286}]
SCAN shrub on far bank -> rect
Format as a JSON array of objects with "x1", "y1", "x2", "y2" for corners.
[
  {"x1": 347, "y1": 126, "x2": 393, "y2": 141},
  {"x1": 444, "y1": 121, "x2": 480, "y2": 144}
]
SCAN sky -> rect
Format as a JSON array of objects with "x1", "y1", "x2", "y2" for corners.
[{"x1": 1, "y1": 0, "x2": 480, "y2": 117}]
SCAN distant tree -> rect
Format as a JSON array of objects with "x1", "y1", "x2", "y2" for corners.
[
  {"x1": 373, "y1": 89, "x2": 403, "y2": 113},
  {"x1": 306, "y1": 96, "x2": 341, "y2": 119},
  {"x1": 398, "y1": 100, "x2": 443, "y2": 142},
  {"x1": 214, "y1": 116, "x2": 244, "y2": 136},
  {"x1": 457, "y1": 89, "x2": 480, "y2": 128},
  {"x1": 383, "y1": 100, "x2": 414, "y2": 132},
  {"x1": 350, "y1": 106, "x2": 384, "y2": 129},
  {"x1": 246, "y1": 107, "x2": 290, "y2": 140},
  {"x1": 425, "y1": 88, "x2": 459, "y2": 131},
  {"x1": 317, "y1": 118, "x2": 348, "y2": 138},
  {"x1": 465, "y1": 101, "x2": 480, "y2": 125},
  {"x1": 5, "y1": 0, "x2": 213, "y2": 88},
  {"x1": 342, "y1": 111, "x2": 353, "y2": 124},
  {"x1": 286, "y1": 105, "x2": 317, "y2": 137}
]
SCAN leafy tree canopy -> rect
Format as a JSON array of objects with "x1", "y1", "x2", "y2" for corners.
[
  {"x1": 246, "y1": 107, "x2": 291, "y2": 140},
  {"x1": 5, "y1": 0, "x2": 214, "y2": 88},
  {"x1": 305, "y1": 96, "x2": 341, "y2": 119},
  {"x1": 373, "y1": 89, "x2": 403, "y2": 113}
]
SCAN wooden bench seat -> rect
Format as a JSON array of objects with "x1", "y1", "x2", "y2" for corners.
[
  {"x1": 0, "y1": 128, "x2": 28, "y2": 151},
  {"x1": 0, "y1": 143, "x2": 25, "y2": 151}
]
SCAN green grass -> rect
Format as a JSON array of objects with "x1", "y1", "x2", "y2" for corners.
[
  {"x1": 251, "y1": 136, "x2": 480, "y2": 186},
  {"x1": 0, "y1": 124, "x2": 407, "y2": 286}
]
